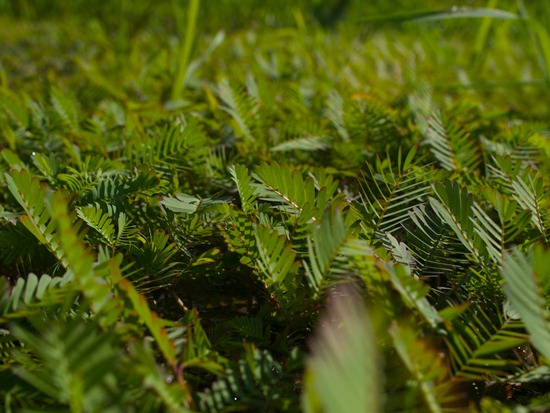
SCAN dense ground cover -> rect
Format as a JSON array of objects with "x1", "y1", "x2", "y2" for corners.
[{"x1": 1, "y1": 1, "x2": 550, "y2": 411}]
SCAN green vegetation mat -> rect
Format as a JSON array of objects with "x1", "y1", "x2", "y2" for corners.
[{"x1": 2, "y1": 0, "x2": 550, "y2": 411}]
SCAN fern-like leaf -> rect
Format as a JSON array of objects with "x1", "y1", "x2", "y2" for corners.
[
  {"x1": 270, "y1": 136, "x2": 329, "y2": 152},
  {"x1": 360, "y1": 147, "x2": 431, "y2": 239},
  {"x1": 229, "y1": 164, "x2": 258, "y2": 214},
  {"x1": 199, "y1": 347, "x2": 298, "y2": 412},
  {"x1": 126, "y1": 116, "x2": 208, "y2": 175},
  {"x1": 303, "y1": 209, "x2": 348, "y2": 294},
  {"x1": 254, "y1": 223, "x2": 299, "y2": 288},
  {"x1": 161, "y1": 193, "x2": 201, "y2": 214},
  {"x1": 217, "y1": 78, "x2": 259, "y2": 143},
  {"x1": 412, "y1": 92, "x2": 481, "y2": 173},
  {"x1": 77, "y1": 205, "x2": 116, "y2": 247},
  {"x1": 445, "y1": 301, "x2": 531, "y2": 380},
  {"x1": 253, "y1": 162, "x2": 334, "y2": 226},
  {"x1": 228, "y1": 315, "x2": 269, "y2": 343},
  {"x1": 405, "y1": 205, "x2": 470, "y2": 281},
  {"x1": 0, "y1": 272, "x2": 73, "y2": 317},
  {"x1": 303, "y1": 284, "x2": 381, "y2": 413},
  {"x1": 512, "y1": 172, "x2": 548, "y2": 241},
  {"x1": 326, "y1": 89, "x2": 349, "y2": 141},
  {"x1": 5, "y1": 169, "x2": 69, "y2": 268},
  {"x1": 50, "y1": 86, "x2": 80, "y2": 133},
  {"x1": 219, "y1": 208, "x2": 257, "y2": 267},
  {"x1": 0, "y1": 221, "x2": 44, "y2": 265},
  {"x1": 483, "y1": 187, "x2": 532, "y2": 247},
  {"x1": 501, "y1": 246, "x2": 550, "y2": 361},
  {"x1": 430, "y1": 181, "x2": 501, "y2": 267}
]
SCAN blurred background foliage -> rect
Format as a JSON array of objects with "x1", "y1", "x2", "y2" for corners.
[{"x1": 0, "y1": 0, "x2": 549, "y2": 117}]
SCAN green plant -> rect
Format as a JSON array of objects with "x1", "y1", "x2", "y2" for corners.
[{"x1": 1, "y1": 1, "x2": 550, "y2": 412}]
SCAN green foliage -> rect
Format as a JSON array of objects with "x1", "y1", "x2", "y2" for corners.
[
  {"x1": 199, "y1": 346, "x2": 299, "y2": 412},
  {"x1": 303, "y1": 285, "x2": 381, "y2": 413},
  {"x1": 303, "y1": 208, "x2": 349, "y2": 294},
  {"x1": 254, "y1": 223, "x2": 300, "y2": 289},
  {"x1": 501, "y1": 247, "x2": 550, "y2": 361},
  {"x1": 1, "y1": 1, "x2": 550, "y2": 411}
]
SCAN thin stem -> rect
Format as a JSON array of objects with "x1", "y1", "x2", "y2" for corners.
[{"x1": 172, "y1": 0, "x2": 200, "y2": 100}]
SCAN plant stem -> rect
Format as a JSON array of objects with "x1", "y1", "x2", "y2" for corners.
[{"x1": 172, "y1": 0, "x2": 200, "y2": 101}]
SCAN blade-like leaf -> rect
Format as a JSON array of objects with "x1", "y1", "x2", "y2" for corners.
[
  {"x1": 501, "y1": 247, "x2": 550, "y2": 360},
  {"x1": 359, "y1": 7, "x2": 520, "y2": 24},
  {"x1": 304, "y1": 285, "x2": 381, "y2": 413}
]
